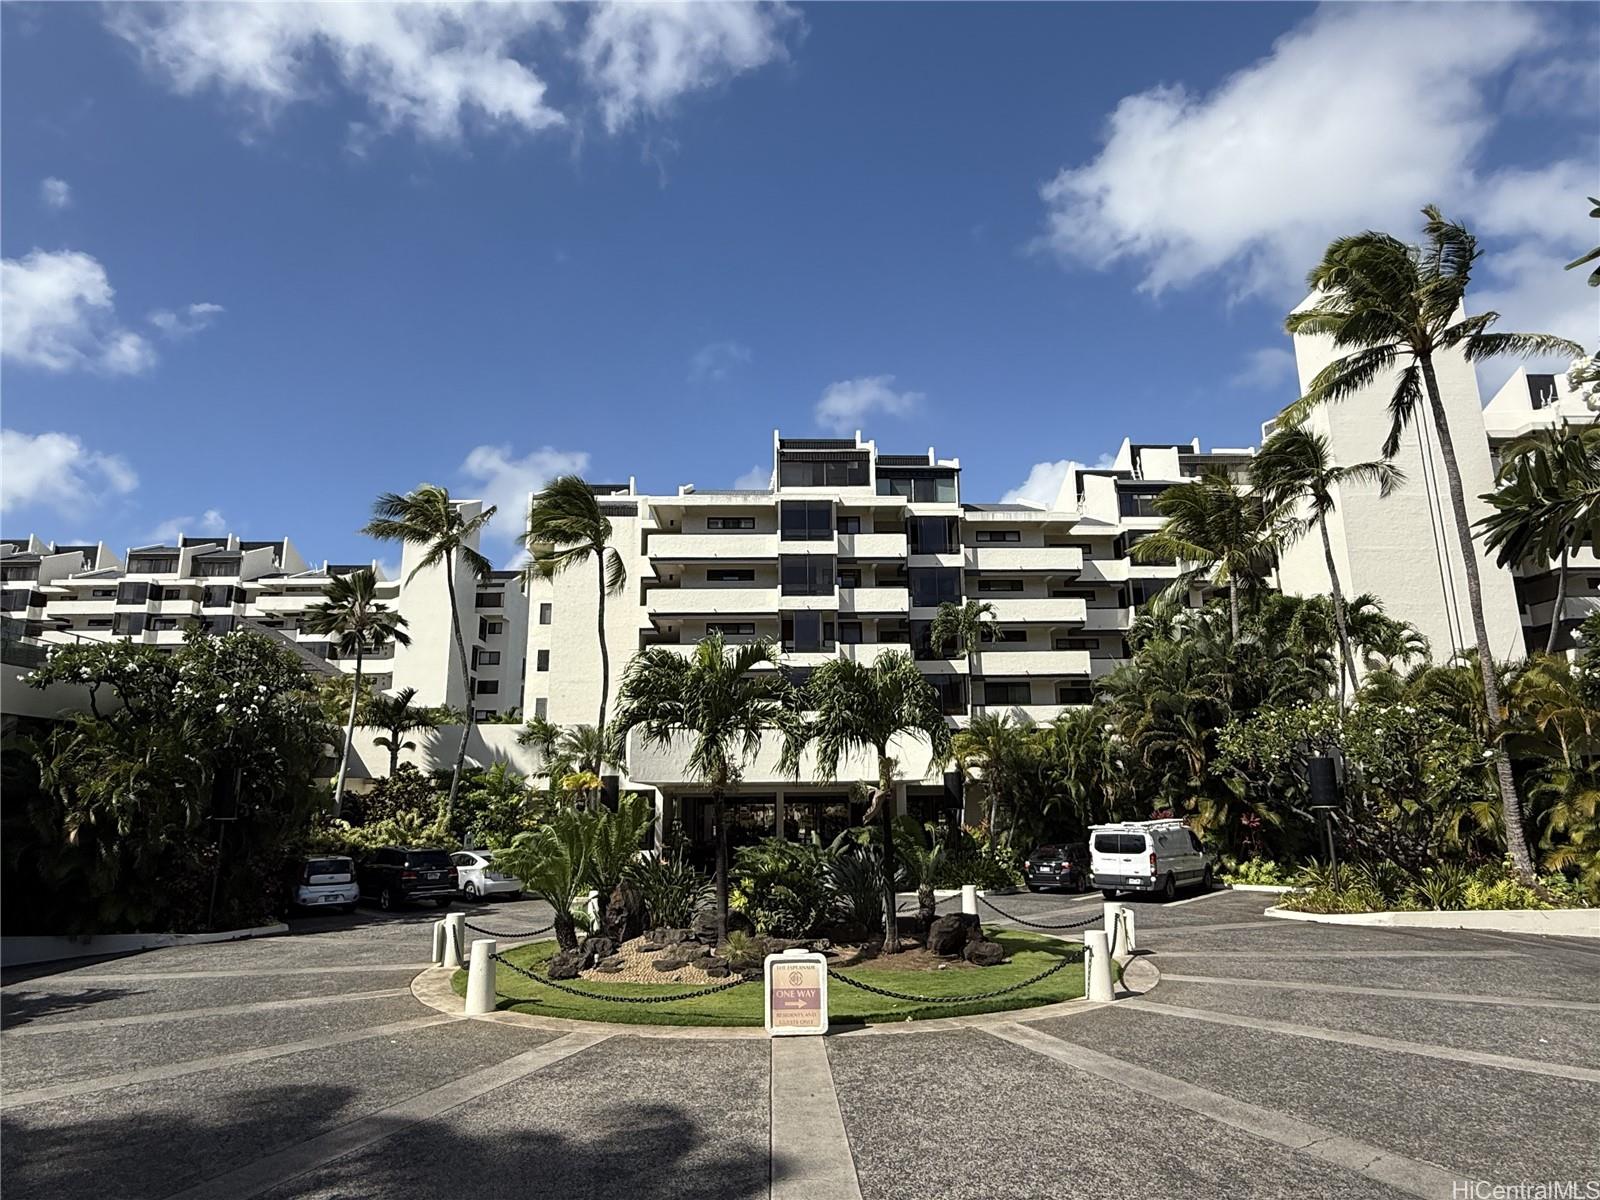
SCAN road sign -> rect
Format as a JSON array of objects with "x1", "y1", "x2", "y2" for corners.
[{"x1": 764, "y1": 949, "x2": 828, "y2": 1036}]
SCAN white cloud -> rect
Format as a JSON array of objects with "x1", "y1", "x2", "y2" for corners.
[
  {"x1": 106, "y1": 2, "x2": 567, "y2": 143},
  {"x1": 578, "y1": 1, "x2": 798, "y2": 134},
  {"x1": 688, "y1": 339, "x2": 752, "y2": 383},
  {"x1": 459, "y1": 443, "x2": 591, "y2": 549},
  {"x1": 1034, "y1": 4, "x2": 1563, "y2": 299},
  {"x1": 1002, "y1": 460, "x2": 1078, "y2": 509},
  {"x1": 1471, "y1": 240, "x2": 1597, "y2": 393},
  {"x1": 1471, "y1": 160, "x2": 1598, "y2": 244},
  {"x1": 1229, "y1": 346, "x2": 1297, "y2": 391},
  {"x1": 0, "y1": 429, "x2": 138, "y2": 516},
  {"x1": 144, "y1": 508, "x2": 228, "y2": 545},
  {"x1": 0, "y1": 249, "x2": 158, "y2": 375},
  {"x1": 732, "y1": 464, "x2": 770, "y2": 490},
  {"x1": 149, "y1": 301, "x2": 225, "y2": 338},
  {"x1": 40, "y1": 177, "x2": 72, "y2": 210},
  {"x1": 814, "y1": 374, "x2": 923, "y2": 435}
]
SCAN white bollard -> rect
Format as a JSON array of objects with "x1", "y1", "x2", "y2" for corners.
[
  {"x1": 1102, "y1": 900, "x2": 1122, "y2": 949},
  {"x1": 464, "y1": 938, "x2": 498, "y2": 1015},
  {"x1": 431, "y1": 920, "x2": 446, "y2": 965},
  {"x1": 442, "y1": 912, "x2": 468, "y2": 969},
  {"x1": 1120, "y1": 905, "x2": 1137, "y2": 953},
  {"x1": 961, "y1": 884, "x2": 978, "y2": 916},
  {"x1": 1084, "y1": 929, "x2": 1115, "y2": 1003}
]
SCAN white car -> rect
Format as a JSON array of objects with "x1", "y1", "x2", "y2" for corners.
[
  {"x1": 288, "y1": 855, "x2": 358, "y2": 912},
  {"x1": 451, "y1": 850, "x2": 523, "y2": 901},
  {"x1": 1089, "y1": 819, "x2": 1213, "y2": 901}
]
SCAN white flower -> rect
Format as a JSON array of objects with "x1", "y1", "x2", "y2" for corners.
[{"x1": 215, "y1": 703, "x2": 226, "y2": 713}]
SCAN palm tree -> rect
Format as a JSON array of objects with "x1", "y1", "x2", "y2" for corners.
[
  {"x1": 303, "y1": 568, "x2": 409, "y2": 817},
  {"x1": 1478, "y1": 423, "x2": 1600, "y2": 654},
  {"x1": 893, "y1": 816, "x2": 947, "y2": 926},
  {"x1": 1253, "y1": 425, "x2": 1403, "y2": 701},
  {"x1": 1285, "y1": 205, "x2": 1583, "y2": 880},
  {"x1": 947, "y1": 710, "x2": 1026, "y2": 840},
  {"x1": 613, "y1": 634, "x2": 799, "y2": 942},
  {"x1": 792, "y1": 653, "x2": 951, "y2": 953},
  {"x1": 523, "y1": 476, "x2": 627, "y2": 734},
  {"x1": 1131, "y1": 472, "x2": 1280, "y2": 639},
  {"x1": 929, "y1": 599, "x2": 996, "y2": 710},
  {"x1": 1344, "y1": 593, "x2": 1430, "y2": 672},
  {"x1": 361, "y1": 485, "x2": 496, "y2": 824},
  {"x1": 367, "y1": 686, "x2": 441, "y2": 776}
]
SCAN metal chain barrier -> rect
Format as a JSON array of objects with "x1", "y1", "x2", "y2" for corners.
[
  {"x1": 826, "y1": 948, "x2": 1080, "y2": 1005},
  {"x1": 896, "y1": 891, "x2": 963, "y2": 914},
  {"x1": 491, "y1": 950, "x2": 754, "y2": 1005},
  {"x1": 977, "y1": 894, "x2": 1103, "y2": 931},
  {"x1": 465, "y1": 919, "x2": 556, "y2": 939}
]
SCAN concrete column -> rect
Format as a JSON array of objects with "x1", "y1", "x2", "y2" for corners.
[
  {"x1": 1084, "y1": 929, "x2": 1114, "y2": 1002},
  {"x1": 442, "y1": 912, "x2": 467, "y2": 969},
  {"x1": 961, "y1": 884, "x2": 978, "y2": 916},
  {"x1": 464, "y1": 938, "x2": 498, "y2": 1015},
  {"x1": 431, "y1": 920, "x2": 446, "y2": 965}
]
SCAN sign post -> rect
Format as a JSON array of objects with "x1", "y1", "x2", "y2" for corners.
[{"x1": 764, "y1": 949, "x2": 828, "y2": 1036}]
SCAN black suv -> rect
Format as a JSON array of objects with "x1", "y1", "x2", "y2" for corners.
[
  {"x1": 1024, "y1": 843, "x2": 1090, "y2": 893},
  {"x1": 357, "y1": 846, "x2": 457, "y2": 910}
]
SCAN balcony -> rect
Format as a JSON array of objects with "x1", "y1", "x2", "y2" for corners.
[
  {"x1": 965, "y1": 703, "x2": 1071, "y2": 725},
  {"x1": 1077, "y1": 559, "x2": 1130, "y2": 584},
  {"x1": 979, "y1": 597, "x2": 1086, "y2": 624},
  {"x1": 149, "y1": 598, "x2": 201, "y2": 615},
  {"x1": 964, "y1": 546, "x2": 1083, "y2": 573},
  {"x1": 836, "y1": 532, "x2": 907, "y2": 559},
  {"x1": 39, "y1": 599, "x2": 107, "y2": 617},
  {"x1": 254, "y1": 595, "x2": 313, "y2": 614},
  {"x1": 647, "y1": 586, "x2": 779, "y2": 616},
  {"x1": 840, "y1": 641, "x2": 905, "y2": 665},
  {"x1": 649, "y1": 531, "x2": 776, "y2": 560},
  {"x1": 1082, "y1": 606, "x2": 1134, "y2": 632},
  {"x1": 974, "y1": 648, "x2": 1091, "y2": 676},
  {"x1": 837, "y1": 586, "x2": 909, "y2": 615}
]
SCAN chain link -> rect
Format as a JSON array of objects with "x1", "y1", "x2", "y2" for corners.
[
  {"x1": 896, "y1": 891, "x2": 963, "y2": 914},
  {"x1": 826, "y1": 949, "x2": 1080, "y2": 1005},
  {"x1": 976, "y1": 894, "x2": 1102, "y2": 931},
  {"x1": 465, "y1": 920, "x2": 555, "y2": 939},
  {"x1": 491, "y1": 950, "x2": 754, "y2": 1005}
]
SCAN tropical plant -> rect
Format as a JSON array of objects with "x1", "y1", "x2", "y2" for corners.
[
  {"x1": 366, "y1": 686, "x2": 443, "y2": 776},
  {"x1": 1284, "y1": 204, "x2": 1583, "y2": 880},
  {"x1": 930, "y1": 598, "x2": 996, "y2": 705},
  {"x1": 893, "y1": 816, "x2": 946, "y2": 925},
  {"x1": 1344, "y1": 593, "x2": 1430, "y2": 672},
  {"x1": 947, "y1": 711, "x2": 1029, "y2": 842},
  {"x1": 496, "y1": 808, "x2": 592, "y2": 950},
  {"x1": 584, "y1": 793, "x2": 654, "y2": 907},
  {"x1": 454, "y1": 761, "x2": 540, "y2": 848},
  {"x1": 1252, "y1": 425, "x2": 1402, "y2": 700},
  {"x1": 625, "y1": 855, "x2": 712, "y2": 930},
  {"x1": 827, "y1": 845, "x2": 888, "y2": 937},
  {"x1": 353, "y1": 762, "x2": 439, "y2": 826},
  {"x1": 361, "y1": 485, "x2": 496, "y2": 825},
  {"x1": 523, "y1": 475, "x2": 627, "y2": 733},
  {"x1": 613, "y1": 634, "x2": 800, "y2": 942},
  {"x1": 730, "y1": 837, "x2": 835, "y2": 938},
  {"x1": 1565, "y1": 195, "x2": 1600, "y2": 287},
  {"x1": 791, "y1": 653, "x2": 951, "y2": 953}
]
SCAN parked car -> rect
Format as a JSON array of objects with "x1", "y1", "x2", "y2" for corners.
[
  {"x1": 356, "y1": 846, "x2": 457, "y2": 910},
  {"x1": 287, "y1": 855, "x2": 358, "y2": 913},
  {"x1": 1023, "y1": 843, "x2": 1090, "y2": 893},
  {"x1": 451, "y1": 849, "x2": 523, "y2": 901},
  {"x1": 1089, "y1": 819, "x2": 1213, "y2": 901}
]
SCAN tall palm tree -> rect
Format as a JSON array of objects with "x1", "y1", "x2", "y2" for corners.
[
  {"x1": 613, "y1": 634, "x2": 799, "y2": 942},
  {"x1": 1131, "y1": 472, "x2": 1280, "y2": 639},
  {"x1": 303, "y1": 568, "x2": 409, "y2": 817},
  {"x1": 366, "y1": 686, "x2": 441, "y2": 776},
  {"x1": 361, "y1": 485, "x2": 496, "y2": 824},
  {"x1": 1252, "y1": 425, "x2": 1403, "y2": 701},
  {"x1": 929, "y1": 599, "x2": 997, "y2": 711},
  {"x1": 947, "y1": 710, "x2": 1025, "y2": 840},
  {"x1": 1478, "y1": 423, "x2": 1600, "y2": 654},
  {"x1": 523, "y1": 476, "x2": 627, "y2": 734},
  {"x1": 1285, "y1": 205, "x2": 1583, "y2": 880},
  {"x1": 1344, "y1": 593, "x2": 1430, "y2": 672},
  {"x1": 791, "y1": 653, "x2": 951, "y2": 953}
]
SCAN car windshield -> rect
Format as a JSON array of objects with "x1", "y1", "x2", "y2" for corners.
[
  {"x1": 305, "y1": 858, "x2": 351, "y2": 876},
  {"x1": 406, "y1": 850, "x2": 454, "y2": 870},
  {"x1": 1093, "y1": 833, "x2": 1147, "y2": 855},
  {"x1": 1028, "y1": 846, "x2": 1063, "y2": 860}
]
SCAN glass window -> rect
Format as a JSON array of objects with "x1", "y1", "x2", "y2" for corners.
[
  {"x1": 195, "y1": 559, "x2": 239, "y2": 577},
  {"x1": 836, "y1": 568, "x2": 861, "y2": 589},
  {"x1": 475, "y1": 680, "x2": 499, "y2": 695},
  {"x1": 707, "y1": 516, "x2": 756, "y2": 530},
  {"x1": 780, "y1": 501, "x2": 833, "y2": 541},
  {"x1": 1092, "y1": 833, "x2": 1146, "y2": 855},
  {"x1": 0, "y1": 591, "x2": 28, "y2": 611},
  {"x1": 475, "y1": 591, "x2": 504, "y2": 608},
  {"x1": 536, "y1": 650, "x2": 549, "y2": 672},
  {"x1": 0, "y1": 563, "x2": 39, "y2": 582},
  {"x1": 877, "y1": 471, "x2": 958, "y2": 503},
  {"x1": 708, "y1": 621, "x2": 756, "y2": 635},
  {"x1": 907, "y1": 516, "x2": 957, "y2": 554},
  {"x1": 538, "y1": 602, "x2": 552, "y2": 625},
  {"x1": 975, "y1": 530, "x2": 1021, "y2": 543},
  {"x1": 1118, "y1": 490, "x2": 1164, "y2": 518},
  {"x1": 116, "y1": 582, "x2": 150, "y2": 605},
  {"x1": 836, "y1": 515, "x2": 861, "y2": 534},
  {"x1": 838, "y1": 620, "x2": 863, "y2": 645},
  {"x1": 908, "y1": 567, "x2": 960, "y2": 608},
  {"x1": 707, "y1": 568, "x2": 756, "y2": 582},
  {"x1": 780, "y1": 555, "x2": 834, "y2": 596},
  {"x1": 1057, "y1": 683, "x2": 1095, "y2": 705},
  {"x1": 927, "y1": 674, "x2": 967, "y2": 715},
  {"x1": 984, "y1": 681, "x2": 1031, "y2": 705},
  {"x1": 977, "y1": 579, "x2": 1023, "y2": 593},
  {"x1": 113, "y1": 613, "x2": 146, "y2": 636},
  {"x1": 127, "y1": 555, "x2": 178, "y2": 574},
  {"x1": 779, "y1": 458, "x2": 867, "y2": 488},
  {"x1": 476, "y1": 650, "x2": 501, "y2": 667},
  {"x1": 534, "y1": 697, "x2": 548, "y2": 719},
  {"x1": 782, "y1": 611, "x2": 830, "y2": 652}
]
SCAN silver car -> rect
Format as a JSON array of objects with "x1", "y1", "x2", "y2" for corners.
[{"x1": 451, "y1": 850, "x2": 523, "y2": 901}]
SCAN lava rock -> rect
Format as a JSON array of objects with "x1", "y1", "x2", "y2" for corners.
[
  {"x1": 578, "y1": 936, "x2": 616, "y2": 970},
  {"x1": 705, "y1": 964, "x2": 730, "y2": 979},
  {"x1": 604, "y1": 880, "x2": 646, "y2": 943},
  {"x1": 593, "y1": 962, "x2": 625, "y2": 974},
  {"x1": 652, "y1": 957, "x2": 688, "y2": 972},
  {"x1": 963, "y1": 939, "x2": 1006, "y2": 967},
  {"x1": 547, "y1": 948, "x2": 583, "y2": 980},
  {"x1": 927, "y1": 912, "x2": 982, "y2": 957},
  {"x1": 646, "y1": 927, "x2": 690, "y2": 948}
]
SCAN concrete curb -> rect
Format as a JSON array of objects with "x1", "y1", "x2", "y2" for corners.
[
  {"x1": 1, "y1": 923, "x2": 290, "y2": 967},
  {"x1": 1224, "y1": 884, "x2": 1293, "y2": 894},
  {"x1": 1263, "y1": 904, "x2": 1600, "y2": 938}
]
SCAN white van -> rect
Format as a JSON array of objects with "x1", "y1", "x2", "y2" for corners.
[{"x1": 1089, "y1": 820, "x2": 1213, "y2": 901}]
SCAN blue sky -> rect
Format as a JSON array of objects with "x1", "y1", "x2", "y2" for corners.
[{"x1": 3, "y1": 1, "x2": 1596, "y2": 568}]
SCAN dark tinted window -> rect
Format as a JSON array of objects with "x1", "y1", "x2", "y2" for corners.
[
  {"x1": 406, "y1": 850, "x2": 455, "y2": 869},
  {"x1": 1028, "y1": 845, "x2": 1063, "y2": 860},
  {"x1": 376, "y1": 848, "x2": 404, "y2": 865},
  {"x1": 909, "y1": 568, "x2": 960, "y2": 608},
  {"x1": 780, "y1": 555, "x2": 834, "y2": 596},
  {"x1": 306, "y1": 857, "x2": 353, "y2": 876},
  {"x1": 1093, "y1": 833, "x2": 1147, "y2": 855},
  {"x1": 780, "y1": 501, "x2": 833, "y2": 541}
]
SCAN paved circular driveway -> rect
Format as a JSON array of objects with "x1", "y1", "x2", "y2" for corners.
[{"x1": 3, "y1": 889, "x2": 1596, "y2": 1199}]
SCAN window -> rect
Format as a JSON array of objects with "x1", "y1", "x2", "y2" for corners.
[
  {"x1": 534, "y1": 698, "x2": 548, "y2": 719},
  {"x1": 91, "y1": 588, "x2": 116, "y2": 599},
  {"x1": 707, "y1": 568, "x2": 756, "y2": 582},
  {"x1": 926, "y1": 675, "x2": 967, "y2": 715},
  {"x1": 1054, "y1": 636, "x2": 1099, "y2": 651},
  {"x1": 536, "y1": 650, "x2": 550, "y2": 672},
  {"x1": 782, "y1": 612, "x2": 833, "y2": 652},
  {"x1": 907, "y1": 516, "x2": 958, "y2": 554},
  {"x1": 876, "y1": 471, "x2": 958, "y2": 503},
  {"x1": 539, "y1": 602, "x2": 552, "y2": 625},
  {"x1": 975, "y1": 530, "x2": 1021, "y2": 543},
  {"x1": 780, "y1": 501, "x2": 833, "y2": 541},
  {"x1": 983, "y1": 681, "x2": 1031, "y2": 705},
  {"x1": 113, "y1": 613, "x2": 146, "y2": 636},
  {"x1": 480, "y1": 619, "x2": 503, "y2": 638},
  {"x1": 1117, "y1": 490, "x2": 1164, "y2": 518},
  {"x1": 475, "y1": 591, "x2": 504, "y2": 608},
  {"x1": 707, "y1": 516, "x2": 756, "y2": 530},
  {"x1": 780, "y1": 555, "x2": 835, "y2": 596},
  {"x1": 116, "y1": 582, "x2": 151, "y2": 605},
  {"x1": 86, "y1": 617, "x2": 113, "y2": 629},
  {"x1": 978, "y1": 579, "x2": 1023, "y2": 593},
  {"x1": 195, "y1": 559, "x2": 239, "y2": 578},
  {"x1": 127, "y1": 555, "x2": 178, "y2": 574},
  {"x1": 475, "y1": 680, "x2": 500, "y2": 695},
  {"x1": 1093, "y1": 833, "x2": 1145, "y2": 855},
  {"x1": 202, "y1": 585, "x2": 243, "y2": 607},
  {"x1": 909, "y1": 567, "x2": 960, "y2": 608},
  {"x1": 0, "y1": 591, "x2": 29, "y2": 611},
  {"x1": 836, "y1": 568, "x2": 862, "y2": 589},
  {"x1": 838, "y1": 620, "x2": 863, "y2": 645},
  {"x1": 1057, "y1": 683, "x2": 1095, "y2": 705},
  {"x1": 475, "y1": 650, "x2": 501, "y2": 667},
  {"x1": 836, "y1": 515, "x2": 862, "y2": 534},
  {"x1": 708, "y1": 622, "x2": 756, "y2": 636},
  {"x1": 0, "y1": 563, "x2": 38, "y2": 582},
  {"x1": 981, "y1": 628, "x2": 1026, "y2": 643},
  {"x1": 779, "y1": 457, "x2": 868, "y2": 488}
]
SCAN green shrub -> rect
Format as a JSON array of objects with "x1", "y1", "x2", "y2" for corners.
[
  {"x1": 627, "y1": 855, "x2": 712, "y2": 929},
  {"x1": 1220, "y1": 857, "x2": 1291, "y2": 886},
  {"x1": 308, "y1": 808, "x2": 453, "y2": 858},
  {"x1": 932, "y1": 826, "x2": 1024, "y2": 890},
  {"x1": 347, "y1": 763, "x2": 438, "y2": 826},
  {"x1": 827, "y1": 846, "x2": 887, "y2": 936},
  {"x1": 731, "y1": 838, "x2": 835, "y2": 938}
]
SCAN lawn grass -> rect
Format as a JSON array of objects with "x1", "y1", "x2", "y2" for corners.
[{"x1": 449, "y1": 930, "x2": 1085, "y2": 1027}]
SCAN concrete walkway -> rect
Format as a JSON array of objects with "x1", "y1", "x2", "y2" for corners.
[{"x1": 3, "y1": 890, "x2": 1596, "y2": 1199}]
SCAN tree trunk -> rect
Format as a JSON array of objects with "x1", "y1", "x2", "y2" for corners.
[
  {"x1": 1418, "y1": 354, "x2": 1535, "y2": 880},
  {"x1": 1227, "y1": 579, "x2": 1240, "y2": 640},
  {"x1": 595, "y1": 551, "x2": 611, "y2": 735},
  {"x1": 332, "y1": 642, "x2": 364, "y2": 819},
  {"x1": 387, "y1": 731, "x2": 401, "y2": 777},
  {"x1": 877, "y1": 747, "x2": 899, "y2": 954},
  {"x1": 713, "y1": 789, "x2": 729, "y2": 946},
  {"x1": 916, "y1": 882, "x2": 935, "y2": 927},
  {"x1": 553, "y1": 909, "x2": 578, "y2": 952},
  {"x1": 443, "y1": 549, "x2": 474, "y2": 828},
  {"x1": 1319, "y1": 516, "x2": 1358, "y2": 704},
  {"x1": 1546, "y1": 547, "x2": 1568, "y2": 655}
]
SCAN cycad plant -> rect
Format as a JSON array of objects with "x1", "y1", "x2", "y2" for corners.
[
  {"x1": 893, "y1": 816, "x2": 947, "y2": 925},
  {"x1": 496, "y1": 808, "x2": 592, "y2": 951},
  {"x1": 361, "y1": 485, "x2": 496, "y2": 824},
  {"x1": 1285, "y1": 205, "x2": 1583, "y2": 880},
  {"x1": 303, "y1": 568, "x2": 410, "y2": 817}
]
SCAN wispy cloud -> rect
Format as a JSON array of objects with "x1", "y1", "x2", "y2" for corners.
[
  {"x1": 0, "y1": 429, "x2": 138, "y2": 517},
  {"x1": 732, "y1": 464, "x2": 770, "y2": 490},
  {"x1": 814, "y1": 374, "x2": 923, "y2": 435},
  {"x1": 1, "y1": 249, "x2": 157, "y2": 375},
  {"x1": 688, "y1": 339, "x2": 752, "y2": 383},
  {"x1": 40, "y1": 177, "x2": 72, "y2": 210},
  {"x1": 144, "y1": 508, "x2": 227, "y2": 545},
  {"x1": 1228, "y1": 346, "x2": 1297, "y2": 392},
  {"x1": 148, "y1": 302, "x2": 225, "y2": 339}
]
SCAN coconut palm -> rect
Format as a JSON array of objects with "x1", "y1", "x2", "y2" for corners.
[
  {"x1": 366, "y1": 687, "x2": 441, "y2": 776},
  {"x1": 1285, "y1": 205, "x2": 1584, "y2": 879},
  {"x1": 929, "y1": 599, "x2": 996, "y2": 708},
  {"x1": 1253, "y1": 425, "x2": 1403, "y2": 701},
  {"x1": 523, "y1": 476, "x2": 627, "y2": 734},
  {"x1": 361, "y1": 484, "x2": 495, "y2": 824},
  {"x1": 1478, "y1": 423, "x2": 1600, "y2": 654},
  {"x1": 303, "y1": 568, "x2": 410, "y2": 817},
  {"x1": 791, "y1": 653, "x2": 951, "y2": 953},
  {"x1": 1131, "y1": 472, "x2": 1280, "y2": 639},
  {"x1": 947, "y1": 710, "x2": 1028, "y2": 840},
  {"x1": 613, "y1": 634, "x2": 799, "y2": 942}
]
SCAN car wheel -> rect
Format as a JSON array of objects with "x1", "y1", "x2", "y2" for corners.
[
  {"x1": 1026, "y1": 884, "x2": 1041, "y2": 893},
  {"x1": 1160, "y1": 873, "x2": 1177, "y2": 902},
  {"x1": 379, "y1": 887, "x2": 396, "y2": 912},
  {"x1": 463, "y1": 881, "x2": 479, "y2": 900},
  {"x1": 434, "y1": 897, "x2": 452, "y2": 908},
  {"x1": 508, "y1": 890, "x2": 523, "y2": 902},
  {"x1": 1076, "y1": 877, "x2": 1090, "y2": 894},
  {"x1": 1101, "y1": 888, "x2": 1118, "y2": 900}
]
